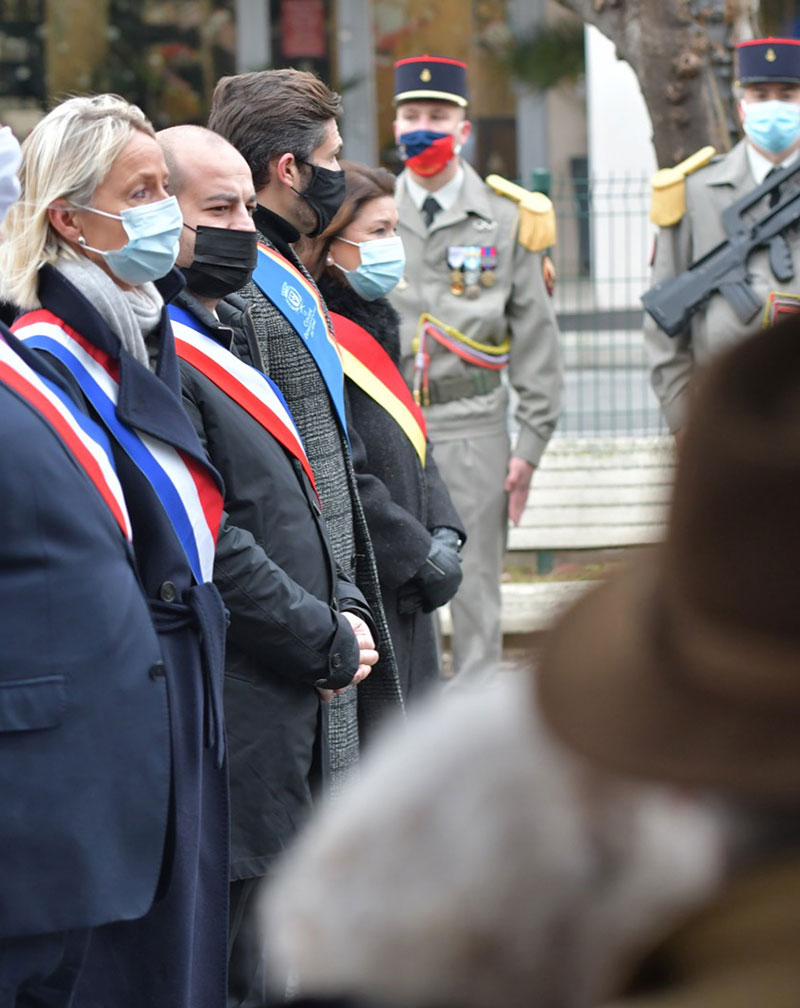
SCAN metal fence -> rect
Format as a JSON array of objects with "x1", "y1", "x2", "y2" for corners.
[{"x1": 543, "y1": 171, "x2": 667, "y2": 439}]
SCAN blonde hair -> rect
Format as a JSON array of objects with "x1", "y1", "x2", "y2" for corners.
[{"x1": 0, "y1": 94, "x2": 154, "y2": 309}]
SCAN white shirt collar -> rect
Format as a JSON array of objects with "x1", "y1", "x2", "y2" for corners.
[
  {"x1": 746, "y1": 143, "x2": 800, "y2": 185},
  {"x1": 405, "y1": 163, "x2": 465, "y2": 213}
]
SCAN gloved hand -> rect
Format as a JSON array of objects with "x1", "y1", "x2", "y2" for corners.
[
  {"x1": 414, "y1": 526, "x2": 463, "y2": 613},
  {"x1": 397, "y1": 581, "x2": 425, "y2": 616},
  {"x1": 430, "y1": 526, "x2": 462, "y2": 552}
]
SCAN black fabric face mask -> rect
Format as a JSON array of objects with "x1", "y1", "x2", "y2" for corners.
[
  {"x1": 295, "y1": 161, "x2": 346, "y2": 237},
  {"x1": 182, "y1": 224, "x2": 258, "y2": 299}
]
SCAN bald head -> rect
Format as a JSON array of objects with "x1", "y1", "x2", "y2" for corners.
[
  {"x1": 157, "y1": 124, "x2": 245, "y2": 197},
  {"x1": 156, "y1": 124, "x2": 257, "y2": 306}
]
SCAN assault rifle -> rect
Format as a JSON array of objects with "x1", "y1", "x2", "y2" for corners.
[{"x1": 642, "y1": 159, "x2": 800, "y2": 337}]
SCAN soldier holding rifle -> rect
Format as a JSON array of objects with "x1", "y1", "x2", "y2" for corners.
[{"x1": 644, "y1": 37, "x2": 800, "y2": 434}]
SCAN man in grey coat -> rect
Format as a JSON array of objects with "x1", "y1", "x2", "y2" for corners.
[
  {"x1": 645, "y1": 36, "x2": 800, "y2": 433},
  {"x1": 388, "y1": 55, "x2": 562, "y2": 687},
  {"x1": 208, "y1": 69, "x2": 403, "y2": 778}
]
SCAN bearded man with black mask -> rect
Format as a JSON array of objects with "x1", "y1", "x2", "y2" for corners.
[
  {"x1": 158, "y1": 125, "x2": 380, "y2": 1008},
  {"x1": 208, "y1": 69, "x2": 403, "y2": 788}
]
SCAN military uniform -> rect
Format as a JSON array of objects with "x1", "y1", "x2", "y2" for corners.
[
  {"x1": 645, "y1": 141, "x2": 800, "y2": 430},
  {"x1": 390, "y1": 154, "x2": 562, "y2": 684},
  {"x1": 645, "y1": 37, "x2": 800, "y2": 431}
]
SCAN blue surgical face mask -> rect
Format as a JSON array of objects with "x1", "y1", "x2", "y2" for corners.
[
  {"x1": 75, "y1": 195, "x2": 184, "y2": 285},
  {"x1": 332, "y1": 234, "x2": 406, "y2": 300},
  {"x1": 742, "y1": 99, "x2": 800, "y2": 155}
]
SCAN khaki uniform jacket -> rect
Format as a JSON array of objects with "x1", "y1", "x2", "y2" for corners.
[
  {"x1": 645, "y1": 140, "x2": 800, "y2": 431},
  {"x1": 605, "y1": 854, "x2": 800, "y2": 1008},
  {"x1": 390, "y1": 161, "x2": 562, "y2": 466}
]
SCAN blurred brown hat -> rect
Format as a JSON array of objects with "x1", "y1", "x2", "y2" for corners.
[{"x1": 537, "y1": 313, "x2": 800, "y2": 802}]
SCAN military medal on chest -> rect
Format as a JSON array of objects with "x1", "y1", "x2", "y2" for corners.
[
  {"x1": 447, "y1": 244, "x2": 498, "y2": 297},
  {"x1": 446, "y1": 245, "x2": 466, "y2": 296},
  {"x1": 480, "y1": 246, "x2": 497, "y2": 287}
]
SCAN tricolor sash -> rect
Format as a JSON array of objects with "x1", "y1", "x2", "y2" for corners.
[
  {"x1": 169, "y1": 304, "x2": 319, "y2": 500},
  {"x1": 0, "y1": 334, "x2": 132, "y2": 542},
  {"x1": 331, "y1": 312, "x2": 427, "y2": 467},
  {"x1": 252, "y1": 241, "x2": 349, "y2": 440},
  {"x1": 13, "y1": 310, "x2": 221, "y2": 585}
]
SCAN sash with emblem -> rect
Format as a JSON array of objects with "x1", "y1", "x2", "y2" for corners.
[
  {"x1": 251, "y1": 241, "x2": 349, "y2": 439},
  {"x1": 0, "y1": 333, "x2": 132, "y2": 541},
  {"x1": 169, "y1": 304, "x2": 319, "y2": 500},
  {"x1": 13, "y1": 310, "x2": 221, "y2": 585},
  {"x1": 331, "y1": 311, "x2": 427, "y2": 467}
]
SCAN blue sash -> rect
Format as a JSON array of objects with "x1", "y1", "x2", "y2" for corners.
[
  {"x1": 252, "y1": 242, "x2": 349, "y2": 441},
  {"x1": 14, "y1": 311, "x2": 222, "y2": 585}
]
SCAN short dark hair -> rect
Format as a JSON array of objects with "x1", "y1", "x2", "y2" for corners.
[
  {"x1": 299, "y1": 160, "x2": 396, "y2": 280},
  {"x1": 208, "y1": 69, "x2": 342, "y2": 189}
]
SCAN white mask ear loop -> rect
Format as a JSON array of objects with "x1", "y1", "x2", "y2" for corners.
[{"x1": 70, "y1": 203, "x2": 123, "y2": 221}]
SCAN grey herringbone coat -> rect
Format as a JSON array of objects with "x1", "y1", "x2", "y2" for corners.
[{"x1": 240, "y1": 209, "x2": 403, "y2": 780}]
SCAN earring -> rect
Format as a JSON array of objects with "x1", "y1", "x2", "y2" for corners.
[{"x1": 77, "y1": 235, "x2": 86, "y2": 245}]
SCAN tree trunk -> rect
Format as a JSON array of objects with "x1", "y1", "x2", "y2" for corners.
[{"x1": 553, "y1": 0, "x2": 760, "y2": 166}]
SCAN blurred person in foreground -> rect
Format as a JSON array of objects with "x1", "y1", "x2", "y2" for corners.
[
  {"x1": 260, "y1": 674, "x2": 724, "y2": 1008},
  {"x1": 209, "y1": 69, "x2": 403, "y2": 780},
  {"x1": 298, "y1": 160, "x2": 465, "y2": 700},
  {"x1": 157, "y1": 124, "x2": 378, "y2": 1007},
  {"x1": 537, "y1": 312, "x2": 800, "y2": 1006},
  {"x1": 0, "y1": 125, "x2": 173, "y2": 1008},
  {"x1": 0, "y1": 95, "x2": 228, "y2": 1008}
]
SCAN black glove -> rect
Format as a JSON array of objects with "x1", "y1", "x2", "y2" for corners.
[
  {"x1": 397, "y1": 581, "x2": 425, "y2": 616},
  {"x1": 414, "y1": 527, "x2": 463, "y2": 613},
  {"x1": 430, "y1": 526, "x2": 462, "y2": 552}
]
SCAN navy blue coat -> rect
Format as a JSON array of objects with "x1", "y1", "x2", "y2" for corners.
[
  {"x1": 19, "y1": 266, "x2": 230, "y2": 1008},
  {"x1": 0, "y1": 329, "x2": 170, "y2": 940}
]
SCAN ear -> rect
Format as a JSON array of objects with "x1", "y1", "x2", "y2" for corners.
[
  {"x1": 48, "y1": 202, "x2": 83, "y2": 244},
  {"x1": 737, "y1": 98, "x2": 746, "y2": 127},
  {"x1": 457, "y1": 118, "x2": 472, "y2": 146},
  {"x1": 275, "y1": 152, "x2": 301, "y2": 189},
  {"x1": 392, "y1": 120, "x2": 402, "y2": 144}
]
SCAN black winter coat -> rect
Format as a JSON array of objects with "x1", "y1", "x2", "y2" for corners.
[
  {"x1": 319, "y1": 277, "x2": 464, "y2": 699},
  {"x1": 173, "y1": 290, "x2": 367, "y2": 881}
]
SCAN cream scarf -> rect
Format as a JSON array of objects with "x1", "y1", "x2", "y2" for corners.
[{"x1": 55, "y1": 253, "x2": 163, "y2": 370}]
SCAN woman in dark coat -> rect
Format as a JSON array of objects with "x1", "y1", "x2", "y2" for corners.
[
  {"x1": 299, "y1": 162, "x2": 464, "y2": 700},
  {"x1": 1, "y1": 95, "x2": 228, "y2": 1008}
]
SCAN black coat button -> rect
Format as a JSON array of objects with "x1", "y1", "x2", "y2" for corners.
[
  {"x1": 159, "y1": 581, "x2": 178, "y2": 602},
  {"x1": 149, "y1": 661, "x2": 166, "y2": 680},
  {"x1": 331, "y1": 654, "x2": 343, "y2": 669}
]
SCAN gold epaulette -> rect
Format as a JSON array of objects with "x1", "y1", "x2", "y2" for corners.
[
  {"x1": 486, "y1": 174, "x2": 556, "y2": 252},
  {"x1": 650, "y1": 146, "x2": 716, "y2": 227}
]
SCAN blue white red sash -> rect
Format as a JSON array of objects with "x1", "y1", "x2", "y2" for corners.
[
  {"x1": 169, "y1": 304, "x2": 319, "y2": 501},
  {"x1": 252, "y1": 242, "x2": 349, "y2": 440},
  {"x1": 13, "y1": 310, "x2": 221, "y2": 585},
  {"x1": 0, "y1": 334, "x2": 132, "y2": 541}
]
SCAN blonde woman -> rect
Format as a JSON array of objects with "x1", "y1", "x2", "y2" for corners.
[{"x1": 0, "y1": 95, "x2": 228, "y2": 1008}]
